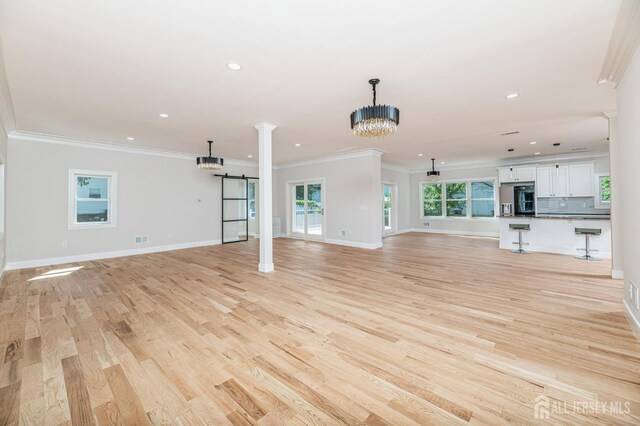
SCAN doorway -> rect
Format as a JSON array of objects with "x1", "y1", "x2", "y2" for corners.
[
  {"x1": 382, "y1": 182, "x2": 397, "y2": 236},
  {"x1": 288, "y1": 180, "x2": 324, "y2": 240}
]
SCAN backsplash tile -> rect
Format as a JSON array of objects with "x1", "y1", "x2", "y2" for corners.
[{"x1": 537, "y1": 197, "x2": 610, "y2": 215}]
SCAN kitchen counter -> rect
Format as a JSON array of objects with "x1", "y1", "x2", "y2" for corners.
[
  {"x1": 499, "y1": 216, "x2": 611, "y2": 257},
  {"x1": 504, "y1": 214, "x2": 611, "y2": 220}
]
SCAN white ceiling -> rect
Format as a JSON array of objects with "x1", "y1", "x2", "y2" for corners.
[{"x1": 0, "y1": 0, "x2": 619, "y2": 168}]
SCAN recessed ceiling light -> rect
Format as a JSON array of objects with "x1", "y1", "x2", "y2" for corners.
[
  {"x1": 227, "y1": 63, "x2": 242, "y2": 71},
  {"x1": 440, "y1": 161, "x2": 446, "y2": 164},
  {"x1": 505, "y1": 93, "x2": 519, "y2": 99},
  {"x1": 159, "y1": 113, "x2": 169, "y2": 118},
  {"x1": 598, "y1": 78, "x2": 608, "y2": 84},
  {"x1": 247, "y1": 155, "x2": 253, "y2": 158},
  {"x1": 534, "y1": 152, "x2": 541, "y2": 155},
  {"x1": 126, "y1": 137, "x2": 135, "y2": 141},
  {"x1": 295, "y1": 143, "x2": 301, "y2": 147},
  {"x1": 529, "y1": 141, "x2": 537, "y2": 145},
  {"x1": 418, "y1": 153, "x2": 423, "y2": 157}
]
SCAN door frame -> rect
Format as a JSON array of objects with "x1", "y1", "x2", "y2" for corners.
[
  {"x1": 285, "y1": 177, "x2": 326, "y2": 242},
  {"x1": 382, "y1": 181, "x2": 398, "y2": 237}
]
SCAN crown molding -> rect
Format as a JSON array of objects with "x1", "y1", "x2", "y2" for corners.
[
  {"x1": 8, "y1": 131, "x2": 257, "y2": 167},
  {"x1": 407, "y1": 151, "x2": 610, "y2": 174},
  {"x1": 254, "y1": 122, "x2": 278, "y2": 132},
  {"x1": 0, "y1": 41, "x2": 16, "y2": 135},
  {"x1": 599, "y1": 0, "x2": 640, "y2": 85},
  {"x1": 602, "y1": 110, "x2": 618, "y2": 119},
  {"x1": 274, "y1": 148, "x2": 384, "y2": 170},
  {"x1": 382, "y1": 163, "x2": 411, "y2": 173}
]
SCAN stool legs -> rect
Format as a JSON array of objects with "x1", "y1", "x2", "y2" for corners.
[
  {"x1": 511, "y1": 229, "x2": 529, "y2": 254},
  {"x1": 575, "y1": 234, "x2": 600, "y2": 261}
]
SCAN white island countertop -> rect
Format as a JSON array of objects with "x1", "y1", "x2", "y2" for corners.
[{"x1": 499, "y1": 216, "x2": 611, "y2": 257}]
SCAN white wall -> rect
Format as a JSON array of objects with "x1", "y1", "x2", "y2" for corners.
[
  {"x1": 274, "y1": 151, "x2": 383, "y2": 248},
  {"x1": 0, "y1": 128, "x2": 6, "y2": 273},
  {"x1": 381, "y1": 166, "x2": 411, "y2": 232},
  {"x1": 6, "y1": 136, "x2": 258, "y2": 268},
  {"x1": 617, "y1": 45, "x2": 640, "y2": 329}
]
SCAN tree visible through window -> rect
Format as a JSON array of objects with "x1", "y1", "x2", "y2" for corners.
[
  {"x1": 422, "y1": 183, "x2": 442, "y2": 216},
  {"x1": 599, "y1": 176, "x2": 610, "y2": 204},
  {"x1": 446, "y1": 182, "x2": 467, "y2": 217}
]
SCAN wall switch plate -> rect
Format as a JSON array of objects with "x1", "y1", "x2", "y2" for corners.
[{"x1": 61, "y1": 241, "x2": 67, "y2": 248}]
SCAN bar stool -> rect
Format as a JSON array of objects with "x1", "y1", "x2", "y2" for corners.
[
  {"x1": 510, "y1": 223, "x2": 530, "y2": 254},
  {"x1": 575, "y1": 228, "x2": 601, "y2": 261}
]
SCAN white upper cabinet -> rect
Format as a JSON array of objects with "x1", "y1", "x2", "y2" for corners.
[
  {"x1": 535, "y1": 163, "x2": 593, "y2": 198},
  {"x1": 568, "y1": 164, "x2": 594, "y2": 197},
  {"x1": 536, "y1": 166, "x2": 553, "y2": 197},
  {"x1": 498, "y1": 166, "x2": 537, "y2": 183}
]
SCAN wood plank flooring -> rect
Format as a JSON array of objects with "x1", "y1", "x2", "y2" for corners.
[{"x1": 1, "y1": 233, "x2": 639, "y2": 425}]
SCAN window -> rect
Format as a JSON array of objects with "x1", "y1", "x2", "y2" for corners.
[
  {"x1": 446, "y1": 182, "x2": 467, "y2": 217},
  {"x1": 422, "y1": 183, "x2": 442, "y2": 217},
  {"x1": 69, "y1": 170, "x2": 117, "y2": 229},
  {"x1": 421, "y1": 178, "x2": 496, "y2": 219},
  {"x1": 248, "y1": 182, "x2": 256, "y2": 220},
  {"x1": 470, "y1": 181, "x2": 495, "y2": 217},
  {"x1": 596, "y1": 174, "x2": 610, "y2": 209}
]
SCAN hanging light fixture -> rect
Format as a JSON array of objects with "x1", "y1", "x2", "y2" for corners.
[
  {"x1": 350, "y1": 78, "x2": 400, "y2": 138},
  {"x1": 427, "y1": 158, "x2": 440, "y2": 181},
  {"x1": 196, "y1": 140, "x2": 224, "y2": 170}
]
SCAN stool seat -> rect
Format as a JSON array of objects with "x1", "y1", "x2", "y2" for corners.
[
  {"x1": 575, "y1": 227, "x2": 601, "y2": 235},
  {"x1": 509, "y1": 224, "x2": 531, "y2": 230}
]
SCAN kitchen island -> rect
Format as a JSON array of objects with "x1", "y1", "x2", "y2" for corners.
[{"x1": 499, "y1": 216, "x2": 611, "y2": 257}]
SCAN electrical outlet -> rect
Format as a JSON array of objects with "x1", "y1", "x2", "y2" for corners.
[
  {"x1": 340, "y1": 229, "x2": 347, "y2": 237},
  {"x1": 61, "y1": 241, "x2": 68, "y2": 248},
  {"x1": 135, "y1": 235, "x2": 149, "y2": 244},
  {"x1": 423, "y1": 221, "x2": 429, "y2": 227}
]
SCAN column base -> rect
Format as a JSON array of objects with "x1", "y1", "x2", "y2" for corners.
[{"x1": 259, "y1": 263, "x2": 274, "y2": 273}]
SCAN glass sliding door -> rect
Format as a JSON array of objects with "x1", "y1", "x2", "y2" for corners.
[
  {"x1": 382, "y1": 183, "x2": 396, "y2": 235},
  {"x1": 289, "y1": 181, "x2": 324, "y2": 240}
]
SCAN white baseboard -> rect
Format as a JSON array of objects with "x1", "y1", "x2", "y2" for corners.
[
  {"x1": 623, "y1": 298, "x2": 640, "y2": 340},
  {"x1": 407, "y1": 228, "x2": 499, "y2": 238},
  {"x1": 322, "y1": 238, "x2": 383, "y2": 250},
  {"x1": 612, "y1": 269, "x2": 624, "y2": 280},
  {"x1": 5, "y1": 239, "x2": 222, "y2": 271}
]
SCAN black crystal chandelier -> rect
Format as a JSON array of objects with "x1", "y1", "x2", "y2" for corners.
[
  {"x1": 427, "y1": 158, "x2": 440, "y2": 181},
  {"x1": 196, "y1": 140, "x2": 224, "y2": 170},
  {"x1": 350, "y1": 78, "x2": 400, "y2": 138}
]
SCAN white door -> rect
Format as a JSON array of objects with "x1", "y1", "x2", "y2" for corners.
[
  {"x1": 289, "y1": 181, "x2": 324, "y2": 240},
  {"x1": 568, "y1": 164, "x2": 594, "y2": 197},
  {"x1": 382, "y1": 183, "x2": 396, "y2": 236},
  {"x1": 536, "y1": 166, "x2": 553, "y2": 197}
]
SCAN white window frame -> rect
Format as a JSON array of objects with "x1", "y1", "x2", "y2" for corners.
[
  {"x1": 419, "y1": 177, "x2": 497, "y2": 221},
  {"x1": 595, "y1": 173, "x2": 610, "y2": 209},
  {"x1": 68, "y1": 169, "x2": 117, "y2": 230}
]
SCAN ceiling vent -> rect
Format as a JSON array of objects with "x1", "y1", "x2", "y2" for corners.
[
  {"x1": 571, "y1": 147, "x2": 588, "y2": 152},
  {"x1": 135, "y1": 235, "x2": 149, "y2": 244},
  {"x1": 500, "y1": 131, "x2": 520, "y2": 136}
]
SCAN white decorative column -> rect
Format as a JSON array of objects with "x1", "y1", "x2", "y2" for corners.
[
  {"x1": 604, "y1": 111, "x2": 624, "y2": 279},
  {"x1": 254, "y1": 122, "x2": 277, "y2": 272}
]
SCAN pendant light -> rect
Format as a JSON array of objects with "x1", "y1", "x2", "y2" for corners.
[
  {"x1": 350, "y1": 78, "x2": 400, "y2": 138},
  {"x1": 196, "y1": 140, "x2": 224, "y2": 170},
  {"x1": 427, "y1": 158, "x2": 440, "y2": 181}
]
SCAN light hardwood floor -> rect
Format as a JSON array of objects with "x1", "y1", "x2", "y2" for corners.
[{"x1": 1, "y1": 233, "x2": 639, "y2": 425}]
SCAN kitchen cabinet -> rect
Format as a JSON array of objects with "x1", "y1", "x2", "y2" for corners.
[
  {"x1": 536, "y1": 163, "x2": 593, "y2": 197},
  {"x1": 568, "y1": 164, "x2": 594, "y2": 196},
  {"x1": 498, "y1": 166, "x2": 537, "y2": 183}
]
